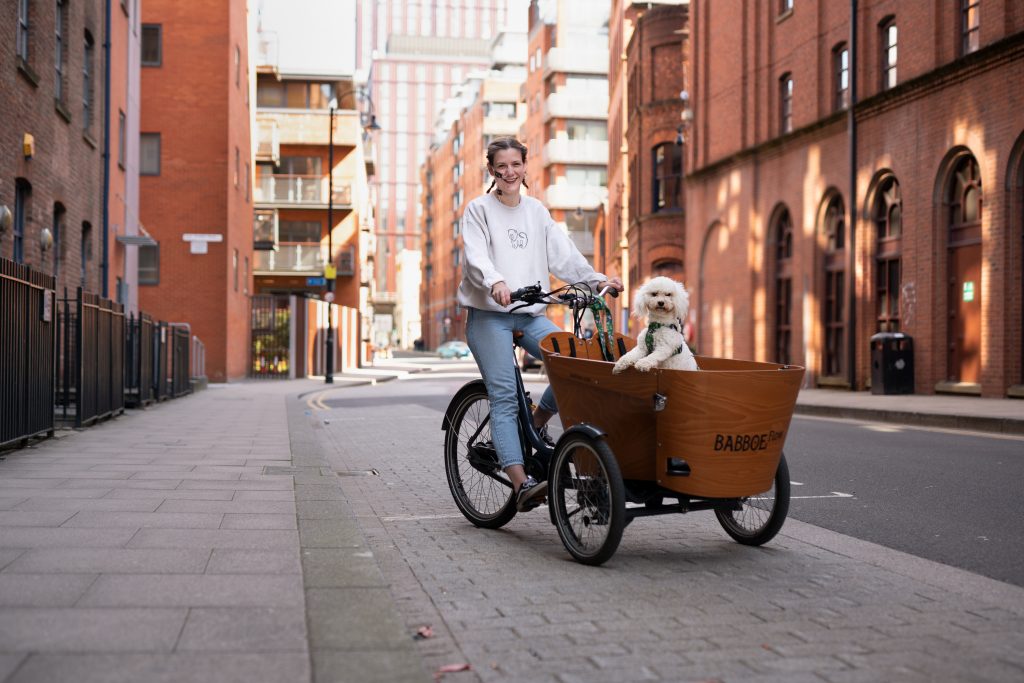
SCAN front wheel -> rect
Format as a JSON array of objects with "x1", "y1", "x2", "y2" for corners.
[
  {"x1": 715, "y1": 453, "x2": 791, "y2": 546},
  {"x1": 550, "y1": 433, "x2": 626, "y2": 566},
  {"x1": 444, "y1": 384, "x2": 517, "y2": 529}
]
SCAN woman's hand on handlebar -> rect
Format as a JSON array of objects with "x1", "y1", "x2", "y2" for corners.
[
  {"x1": 491, "y1": 281, "x2": 512, "y2": 307},
  {"x1": 597, "y1": 277, "x2": 624, "y2": 298}
]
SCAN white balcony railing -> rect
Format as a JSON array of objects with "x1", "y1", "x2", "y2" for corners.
[
  {"x1": 254, "y1": 175, "x2": 352, "y2": 207},
  {"x1": 545, "y1": 184, "x2": 608, "y2": 210},
  {"x1": 483, "y1": 116, "x2": 521, "y2": 137},
  {"x1": 253, "y1": 243, "x2": 327, "y2": 274},
  {"x1": 544, "y1": 91, "x2": 609, "y2": 121},
  {"x1": 543, "y1": 47, "x2": 608, "y2": 76},
  {"x1": 255, "y1": 31, "x2": 279, "y2": 71},
  {"x1": 543, "y1": 138, "x2": 609, "y2": 166}
]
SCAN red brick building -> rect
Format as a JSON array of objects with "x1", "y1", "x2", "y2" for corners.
[
  {"x1": 138, "y1": 0, "x2": 253, "y2": 382},
  {"x1": 685, "y1": 1, "x2": 1024, "y2": 397},
  {"x1": 1, "y1": 0, "x2": 106, "y2": 296}
]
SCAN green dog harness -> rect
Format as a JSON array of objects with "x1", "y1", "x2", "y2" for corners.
[{"x1": 645, "y1": 321, "x2": 684, "y2": 356}]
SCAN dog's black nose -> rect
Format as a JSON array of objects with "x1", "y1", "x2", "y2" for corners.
[{"x1": 656, "y1": 301, "x2": 665, "y2": 307}]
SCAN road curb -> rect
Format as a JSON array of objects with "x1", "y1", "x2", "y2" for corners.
[{"x1": 794, "y1": 403, "x2": 1024, "y2": 435}]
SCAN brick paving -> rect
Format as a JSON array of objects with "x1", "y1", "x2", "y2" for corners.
[
  {"x1": 0, "y1": 370, "x2": 1022, "y2": 682},
  {"x1": 315, "y1": 373, "x2": 1024, "y2": 683}
]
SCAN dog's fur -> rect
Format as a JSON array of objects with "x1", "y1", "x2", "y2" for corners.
[{"x1": 612, "y1": 276, "x2": 699, "y2": 374}]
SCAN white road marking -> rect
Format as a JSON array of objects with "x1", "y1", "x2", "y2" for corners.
[
  {"x1": 791, "y1": 491, "x2": 855, "y2": 499},
  {"x1": 791, "y1": 481, "x2": 804, "y2": 486}
]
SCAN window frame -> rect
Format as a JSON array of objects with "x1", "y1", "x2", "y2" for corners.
[
  {"x1": 833, "y1": 43, "x2": 849, "y2": 111},
  {"x1": 14, "y1": 180, "x2": 31, "y2": 264},
  {"x1": 17, "y1": 0, "x2": 30, "y2": 63},
  {"x1": 873, "y1": 176, "x2": 902, "y2": 332},
  {"x1": 651, "y1": 143, "x2": 683, "y2": 213},
  {"x1": 118, "y1": 110, "x2": 126, "y2": 168},
  {"x1": 55, "y1": 0, "x2": 67, "y2": 103},
  {"x1": 772, "y1": 209, "x2": 794, "y2": 365},
  {"x1": 960, "y1": 0, "x2": 980, "y2": 56},
  {"x1": 821, "y1": 195, "x2": 847, "y2": 378},
  {"x1": 141, "y1": 23, "x2": 162, "y2": 66},
  {"x1": 880, "y1": 19, "x2": 898, "y2": 91},
  {"x1": 138, "y1": 243, "x2": 160, "y2": 285},
  {"x1": 83, "y1": 32, "x2": 95, "y2": 130},
  {"x1": 779, "y1": 73, "x2": 793, "y2": 135},
  {"x1": 140, "y1": 132, "x2": 161, "y2": 176}
]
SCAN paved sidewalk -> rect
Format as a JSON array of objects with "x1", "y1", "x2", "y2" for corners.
[{"x1": 0, "y1": 381, "x2": 426, "y2": 683}]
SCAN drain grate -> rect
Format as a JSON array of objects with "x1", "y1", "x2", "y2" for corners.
[{"x1": 336, "y1": 469, "x2": 380, "y2": 477}]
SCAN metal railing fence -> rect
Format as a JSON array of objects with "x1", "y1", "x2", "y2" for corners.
[{"x1": 0, "y1": 259, "x2": 56, "y2": 449}]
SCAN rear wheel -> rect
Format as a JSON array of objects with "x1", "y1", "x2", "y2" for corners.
[
  {"x1": 550, "y1": 433, "x2": 626, "y2": 565},
  {"x1": 715, "y1": 453, "x2": 791, "y2": 546},
  {"x1": 444, "y1": 384, "x2": 517, "y2": 528}
]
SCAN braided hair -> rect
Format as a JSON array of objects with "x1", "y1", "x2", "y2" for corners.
[{"x1": 486, "y1": 137, "x2": 530, "y2": 194}]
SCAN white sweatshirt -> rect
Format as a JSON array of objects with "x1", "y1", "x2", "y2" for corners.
[{"x1": 457, "y1": 192, "x2": 607, "y2": 316}]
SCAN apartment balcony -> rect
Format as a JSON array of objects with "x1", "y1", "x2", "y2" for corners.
[
  {"x1": 254, "y1": 175, "x2": 352, "y2": 209},
  {"x1": 255, "y1": 31, "x2": 279, "y2": 74},
  {"x1": 542, "y1": 138, "x2": 609, "y2": 167},
  {"x1": 253, "y1": 243, "x2": 327, "y2": 275},
  {"x1": 544, "y1": 91, "x2": 609, "y2": 121},
  {"x1": 253, "y1": 210, "x2": 278, "y2": 251},
  {"x1": 543, "y1": 47, "x2": 608, "y2": 77},
  {"x1": 255, "y1": 119, "x2": 280, "y2": 164},
  {"x1": 253, "y1": 110, "x2": 362, "y2": 148},
  {"x1": 483, "y1": 116, "x2": 521, "y2": 137},
  {"x1": 545, "y1": 184, "x2": 608, "y2": 211}
]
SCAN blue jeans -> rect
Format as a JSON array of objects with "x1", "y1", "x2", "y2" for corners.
[{"x1": 465, "y1": 308, "x2": 561, "y2": 469}]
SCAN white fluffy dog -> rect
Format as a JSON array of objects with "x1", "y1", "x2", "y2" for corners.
[{"x1": 612, "y1": 276, "x2": 699, "y2": 374}]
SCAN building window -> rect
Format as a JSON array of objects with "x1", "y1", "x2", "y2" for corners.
[
  {"x1": 880, "y1": 20, "x2": 897, "y2": 90},
  {"x1": 13, "y1": 179, "x2": 31, "y2": 264},
  {"x1": 822, "y1": 194, "x2": 846, "y2": 378},
  {"x1": 233, "y1": 248, "x2": 239, "y2": 291},
  {"x1": 141, "y1": 24, "x2": 161, "y2": 66},
  {"x1": 118, "y1": 110, "x2": 126, "y2": 168},
  {"x1": 234, "y1": 45, "x2": 241, "y2": 87},
  {"x1": 772, "y1": 208, "x2": 794, "y2": 365},
  {"x1": 17, "y1": 0, "x2": 30, "y2": 62},
  {"x1": 234, "y1": 147, "x2": 240, "y2": 188},
  {"x1": 833, "y1": 43, "x2": 849, "y2": 111},
  {"x1": 81, "y1": 221, "x2": 92, "y2": 287},
  {"x1": 873, "y1": 176, "x2": 902, "y2": 332},
  {"x1": 83, "y1": 32, "x2": 95, "y2": 129},
  {"x1": 780, "y1": 0, "x2": 793, "y2": 14},
  {"x1": 243, "y1": 256, "x2": 249, "y2": 294},
  {"x1": 949, "y1": 155, "x2": 982, "y2": 238},
  {"x1": 652, "y1": 143, "x2": 682, "y2": 212},
  {"x1": 961, "y1": 0, "x2": 980, "y2": 55},
  {"x1": 139, "y1": 244, "x2": 159, "y2": 285},
  {"x1": 245, "y1": 161, "x2": 251, "y2": 202},
  {"x1": 779, "y1": 73, "x2": 793, "y2": 134},
  {"x1": 55, "y1": 0, "x2": 67, "y2": 103},
  {"x1": 140, "y1": 133, "x2": 161, "y2": 175},
  {"x1": 52, "y1": 203, "x2": 65, "y2": 282}
]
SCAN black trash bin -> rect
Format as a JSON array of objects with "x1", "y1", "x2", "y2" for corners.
[{"x1": 870, "y1": 332, "x2": 914, "y2": 395}]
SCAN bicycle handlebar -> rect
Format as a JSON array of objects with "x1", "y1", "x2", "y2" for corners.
[{"x1": 510, "y1": 282, "x2": 619, "y2": 306}]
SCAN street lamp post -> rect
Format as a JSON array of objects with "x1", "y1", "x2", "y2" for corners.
[{"x1": 324, "y1": 89, "x2": 381, "y2": 385}]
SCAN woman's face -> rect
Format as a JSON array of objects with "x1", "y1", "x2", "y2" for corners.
[{"x1": 489, "y1": 147, "x2": 526, "y2": 194}]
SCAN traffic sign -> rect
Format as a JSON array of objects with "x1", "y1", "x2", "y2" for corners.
[
  {"x1": 324, "y1": 292, "x2": 335, "y2": 303},
  {"x1": 307, "y1": 277, "x2": 327, "y2": 286}
]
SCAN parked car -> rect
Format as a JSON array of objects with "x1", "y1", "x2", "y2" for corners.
[{"x1": 437, "y1": 340, "x2": 472, "y2": 359}]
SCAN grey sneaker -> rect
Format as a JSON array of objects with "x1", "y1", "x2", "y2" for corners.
[
  {"x1": 537, "y1": 425, "x2": 555, "y2": 449},
  {"x1": 516, "y1": 476, "x2": 548, "y2": 512}
]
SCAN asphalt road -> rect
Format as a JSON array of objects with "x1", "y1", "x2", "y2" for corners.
[{"x1": 783, "y1": 415, "x2": 1024, "y2": 588}]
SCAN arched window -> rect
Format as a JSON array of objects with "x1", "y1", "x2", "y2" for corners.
[
  {"x1": 652, "y1": 143, "x2": 682, "y2": 212},
  {"x1": 945, "y1": 154, "x2": 982, "y2": 382},
  {"x1": 652, "y1": 259, "x2": 684, "y2": 279},
  {"x1": 821, "y1": 194, "x2": 846, "y2": 377},
  {"x1": 771, "y1": 208, "x2": 794, "y2": 365},
  {"x1": 874, "y1": 177, "x2": 902, "y2": 332}
]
